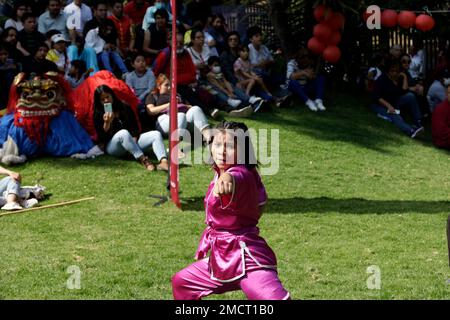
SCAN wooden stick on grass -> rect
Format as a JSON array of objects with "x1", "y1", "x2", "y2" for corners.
[{"x1": 0, "y1": 197, "x2": 95, "y2": 217}]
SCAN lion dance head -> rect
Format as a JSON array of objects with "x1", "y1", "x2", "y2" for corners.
[{"x1": 7, "y1": 72, "x2": 74, "y2": 145}]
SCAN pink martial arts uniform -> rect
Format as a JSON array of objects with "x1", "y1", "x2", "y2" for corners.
[{"x1": 172, "y1": 165, "x2": 290, "y2": 300}]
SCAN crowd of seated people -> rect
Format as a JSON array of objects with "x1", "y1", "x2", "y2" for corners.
[
  {"x1": 364, "y1": 43, "x2": 450, "y2": 145},
  {"x1": 2, "y1": 0, "x2": 450, "y2": 166}
]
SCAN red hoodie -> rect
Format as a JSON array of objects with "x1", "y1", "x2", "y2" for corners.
[
  {"x1": 152, "y1": 47, "x2": 197, "y2": 85},
  {"x1": 432, "y1": 100, "x2": 450, "y2": 148}
]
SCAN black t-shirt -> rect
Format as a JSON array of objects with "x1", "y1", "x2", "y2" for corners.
[
  {"x1": 21, "y1": 57, "x2": 58, "y2": 75},
  {"x1": 93, "y1": 103, "x2": 140, "y2": 145},
  {"x1": 373, "y1": 73, "x2": 407, "y2": 106},
  {"x1": 17, "y1": 30, "x2": 46, "y2": 56}
]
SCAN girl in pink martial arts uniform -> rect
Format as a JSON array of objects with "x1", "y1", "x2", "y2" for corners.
[{"x1": 172, "y1": 121, "x2": 290, "y2": 300}]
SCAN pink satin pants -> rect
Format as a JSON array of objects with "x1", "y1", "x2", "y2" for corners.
[{"x1": 172, "y1": 258, "x2": 290, "y2": 300}]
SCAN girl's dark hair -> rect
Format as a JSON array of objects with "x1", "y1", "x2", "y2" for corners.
[
  {"x1": 94, "y1": 85, "x2": 123, "y2": 115},
  {"x1": 211, "y1": 121, "x2": 257, "y2": 170},
  {"x1": 71, "y1": 59, "x2": 87, "y2": 74},
  {"x1": 207, "y1": 55, "x2": 220, "y2": 66},
  {"x1": 190, "y1": 28, "x2": 203, "y2": 41},
  {"x1": 237, "y1": 44, "x2": 249, "y2": 53},
  {"x1": 1, "y1": 27, "x2": 18, "y2": 42}
]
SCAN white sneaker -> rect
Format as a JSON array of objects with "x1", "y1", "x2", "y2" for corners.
[
  {"x1": 315, "y1": 99, "x2": 326, "y2": 111},
  {"x1": 210, "y1": 108, "x2": 220, "y2": 119},
  {"x1": 228, "y1": 106, "x2": 253, "y2": 118},
  {"x1": 21, "y1": 198, "x2": 39, "y2": 209},
  {"x1": 306, "y1": 99, "x2": 318, "y2": 112},
  {"x1": 249, "y1": 96, "x2": 262, "y2": 104},
  {"x1": 1, "y1": 202, "x2": 23, "y2": 211},
  {"x1": 227, "y1": 98, "x2": 242, "y2": 108}
]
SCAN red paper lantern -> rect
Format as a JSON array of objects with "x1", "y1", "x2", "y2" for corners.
[
  {"x1": 381, "y1": 9, "x2": 398, "y2": 28},
  {"x1": 323, "y1": 45, "x2": 341, "y2": 64},
  {"x1": 314, "y1": 5, "x2": 331, "y2": 22},
  {"x1": 313, "y1": 23, "x2": 332, "y2": 42},
  {"x1": 327, "y1": 31, "x2": 341, "y2": 45},
  {"x1": 307, "y1": 37, "x2": 326, "y2": 55},
  {"x1": 362, "y1": 10, "x2": 372, "y2": 22},
  {"x1": 326, "y1": 12, "x2": 345, "y2": 30},
  {"x1": 415, "y1": 14, "x2": 435, "y2": 31},
  {"x1": 398, "y1": 11, "x2": 416, "y2": 29}
]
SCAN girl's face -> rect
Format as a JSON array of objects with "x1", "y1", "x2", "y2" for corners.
[
  {"x1": 211, "y1": 132, "x2": 237, "y2": 171},
  {"x1": 5, "y1": 30, "x2": 17, "y2": 44},
  {"x1": 159, "y1": 80, "x2": 170, "y2": 94},
  {"x1": 100, "y1": 92, "x2": 113, "y2": 105},
  {"x1": 239, "y1": 49, "x2": 249, "y2": 60},
  {"x1": 250, "y1": 33, "x2": 262, "y2": 46},
  {"x1": 35, "y1": 46, "x2": 48, "y2": 60},
  {"x1": 401, "y1": 56, "x2": 411, "y2": 69},
  {"x1": 212, "y1": 17, "x2": 222, "y2": 29}
]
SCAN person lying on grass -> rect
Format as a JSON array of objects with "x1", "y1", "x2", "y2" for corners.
[{"x1": 0, "y1": 166, "x2": 38, "y2": 211}]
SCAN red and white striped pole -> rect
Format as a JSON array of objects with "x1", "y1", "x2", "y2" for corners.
[{"x1": 169, "y1": 0, "x2": 181, "y2": 208}]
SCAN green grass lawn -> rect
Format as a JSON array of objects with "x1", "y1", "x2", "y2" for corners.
[{"x1": 1, "y1": 91, "x2": 450, "y2": 299}]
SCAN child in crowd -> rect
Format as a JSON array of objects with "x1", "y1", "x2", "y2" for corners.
[
  {"x1": 206, "y1": 56, "x2": 264, "y2": 114},
  {"x1": 172, "y1": 121, "x2": 290, "y2": 300},
  {"x1": 16, "y1": 13, "x2": 46, "y2": 57},
  {"x1": 65, "y1": 59, "x2": 92, "y2": 88},
  {"x1": 125, "y1": 53, "x2": 156, "y2": 107},
  {"x1": 0, "y1": 166, "x2": 38, "y2": 211},
  {"x1": 46, "y1": 33, "x2": 69, "y2": 74},
  {"x1": 93, "y1": 85, "x2": 169, "y2": 171},
  {"x1": 234, "y1": 45, "x2": 273, "y2": 99},
  {"x1": 67, "y1": 35, "x2": 99, "y2": 75},
  {"x1": 146, "y1": 73, "x2": 211, "y2": 142}
]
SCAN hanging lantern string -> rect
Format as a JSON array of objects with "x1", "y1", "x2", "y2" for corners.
[{"x1": 378, "y1": 6, "x2": 450, "y2": 15}]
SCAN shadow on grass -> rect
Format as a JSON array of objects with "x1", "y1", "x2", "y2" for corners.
[
  {"x1": 252, "y1": 93, "x2": 425, "y2": 153},
  {"x1": 182, "y1": 196, "x2": 450, "y2": 214}
]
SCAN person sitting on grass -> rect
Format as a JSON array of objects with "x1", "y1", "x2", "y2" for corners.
[
  {"x1": 0, "y1": 166, "x2": 38, "y2": 211},
  {"x1": 21, "y1": 42, "x2": 59, "y2": 75},
  {"x1": 370, "y1": 58, "x2": 424, "y2": 138},
  {"x1": 93, "y1": 85, "x2": 169, "y2": 172},
  {"x1": 206, "y1": 56, "x2": 264, "y2": 115},
  {"x1": 46, "y1": 33, "x2": 70, "y2": 74},
  {"x1": 431, "y1": 83, "x2": 450, "y2": 149},
  {"x1": 146, "y1": 73, "x2": 211, "y2": 142},
  {"x1": 125, "y1": 53, "x2": 156, "y2": 109},
  {"x1": 234, "y1": 45, "x2": 273, "y2": 101}
]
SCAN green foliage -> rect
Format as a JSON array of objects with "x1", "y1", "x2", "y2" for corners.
[{"x1": 1, "y1": 91, "x2": 450, "y2": 299}]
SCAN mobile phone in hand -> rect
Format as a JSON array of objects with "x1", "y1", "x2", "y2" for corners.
[{"x1": 104, "y1": 103, "x2": 113, "y2": 113}]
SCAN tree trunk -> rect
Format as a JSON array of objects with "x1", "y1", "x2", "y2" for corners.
[{"x1": 268, "y1": 0, "x2": 296, "y2": 56}]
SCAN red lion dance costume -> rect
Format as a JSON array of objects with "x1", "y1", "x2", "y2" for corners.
[{"x1": 0, "y1": 72, "x2": 94, "y2": 163}]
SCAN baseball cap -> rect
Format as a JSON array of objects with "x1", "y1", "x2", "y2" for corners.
[{"x1": 51, "y1": 34, "x2": 68, "y2": 44}]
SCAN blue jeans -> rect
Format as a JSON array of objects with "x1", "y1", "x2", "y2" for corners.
[
  {"x1": 67, "y1": 45, "x2": 99, "y2": 74},
  {"x1": 210, "y1": 84, "x2": 250, "y2": 107},
  {"x1": 370, "y1": 92, "x2": 423, "y2": 136},
  {"x1": 288, "y1": 76, "x2": 325, "y2": 103},
  {"x1": 0, "y1": 176, "x2": 20, "y2": 197},
  {"x1": 98, "y1": 50, "x2": 128, "y2": 74},
  {"x1": 106, "y1": 129, "x2": 167, "y2": 161}
]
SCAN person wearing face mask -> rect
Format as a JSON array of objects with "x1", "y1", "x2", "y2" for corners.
[{"x1": 206, "y1": 56, "x2": 264, "y2": 114}]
